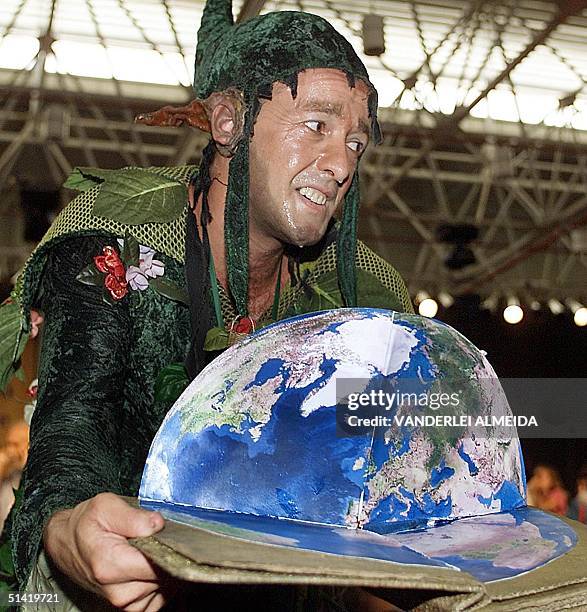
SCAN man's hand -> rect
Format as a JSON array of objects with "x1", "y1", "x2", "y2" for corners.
[{"x1": 43, "y1": 493, "x2": 173, "y2": 611}]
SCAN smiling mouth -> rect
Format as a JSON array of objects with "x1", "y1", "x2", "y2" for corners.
[{"x1": 297, "y1": 186, "x2": 328, "y2": 206}]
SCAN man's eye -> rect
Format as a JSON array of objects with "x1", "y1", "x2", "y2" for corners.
[
  {"x1": 305, "y1": 120, "x2": 323, "y2": 132},
  {"x1": 347, "y1": 141, "x2": 364, "y2": 153}
]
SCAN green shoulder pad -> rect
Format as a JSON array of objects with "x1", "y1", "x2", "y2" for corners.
[
  {"x1": 13, "y1": 164, "x2": 196, "y2": 320},
  {"x1": 355, "y1": 242, "x2": 414, "y2": 314}
]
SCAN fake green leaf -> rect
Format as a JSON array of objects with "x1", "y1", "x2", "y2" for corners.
[
  {"x1": 356, "y1": 269, "x2": 405, "y2": 311},
  {"x1": 76, "y1": 263, "x2": 104, "y2": 288},
  {"x1": 150, "y1": 277, "x2": 189, "y2": 304},
  {"x1": 92, "y1": 169, "x2": 187, "y2": 225},
  {"x1": 63, "y1": 167, "x2": 114, "y2": 192},
  {"x1": 312, "y1": 284, "x2": 341, "y2": 308},
  {"x1": 204, "y1": 327, "x2": 230, "y2": 352},
  {"x1": 0, "y1": 301, "x2": 29, "y2": 393},
  {"x1": 154, "y1": 362, "x2": 189, "y2": 406},
  {"x1": 101, "y1": 292, "x2": 117, "y2": 307},
  {"x1": 121, "y1": 232, "x2": 140, "y2": 268},
  {"x1": 292, "y1": 270, "x2": 343, "y2": 315}
]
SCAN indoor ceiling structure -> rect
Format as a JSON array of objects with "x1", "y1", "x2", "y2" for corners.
[{"x1": 0, "y1": 0, "x2": 586, "y2": 313}]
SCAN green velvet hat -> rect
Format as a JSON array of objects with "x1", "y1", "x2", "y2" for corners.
[{"x1": 195, "y1": 0, "x2": 382, "y2": 317}]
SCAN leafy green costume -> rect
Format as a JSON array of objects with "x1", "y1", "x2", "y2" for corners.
[
  {"x1": 1, "y1": 0, "x2": 414, "y2": 596},
  {"x1": 4, "y1": 164, "x2": 411, "y2": 587}
]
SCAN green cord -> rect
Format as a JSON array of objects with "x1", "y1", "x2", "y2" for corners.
[
  {"x1": 208, "y1": 255, "x2": 224, "y2": 328},
  {"x1": 208, "y1": 254, "x2": 284, "y2": 329},
  {"x1": 270, "y1": 256, "x2": 282, "y2": 322}
]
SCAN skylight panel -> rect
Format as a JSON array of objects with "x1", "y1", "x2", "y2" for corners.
[
  {"x1": 0, "y1": 34, "x2": 39, "y2": 70},
  {"x1": 49, "y1": 39, "x2": 113, "y2": 78},
  {"x1": 107, "y1": 45, "x2": 180, "y2": 84}
]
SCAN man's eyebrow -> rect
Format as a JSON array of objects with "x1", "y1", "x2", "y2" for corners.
[
  {"x1": 300, "y1": 100, "x2": 370, "y2": 136},
  {"x1": 357, "y1": 118, "x2": 371, "y2": 137}
]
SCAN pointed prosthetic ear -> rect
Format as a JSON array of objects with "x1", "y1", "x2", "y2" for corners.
[{"x1": 206, "y1": 89, "x2": 245, "y2": 157}]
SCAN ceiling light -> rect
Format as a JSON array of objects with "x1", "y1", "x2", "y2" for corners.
[
  {"x1": 574, "y1": 307, "x2": 587, "y2": 327},
  {"x1": 547, "y1": 299, "x2": 564, "y2": 315},
  {"x1": 481, "y1": 294, "x2": 498, "y2": 312},
  {"x1": 503, "y1": 297, "x2": 523, "y2": 325},
  {"x1": 419, "y1": 298, "x2": 438, "y2": 318},
  {"x1": 566, "y1": 300, "x2": 587, "y2": 327},
  {"x1": 438, "y1": 292, "x2": 454, "y2": 308},
  {"x1": 415, "y1": 290, "x2": 429, "y2": 305}
]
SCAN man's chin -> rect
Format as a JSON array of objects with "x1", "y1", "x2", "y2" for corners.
[{"x1": 282, "y1": 224, "x2": 329, "y2": 249}]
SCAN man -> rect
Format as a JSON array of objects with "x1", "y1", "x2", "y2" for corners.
[{"x1": 2, "y1": 0, "x2": 411, "y2": 608}]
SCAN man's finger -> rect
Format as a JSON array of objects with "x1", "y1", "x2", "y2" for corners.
[
  {"x1": 143, "y1": 593, "x2": 167, "y2": 612},
  {"x1": 102, "y1": 579, "x2": 160, "y2": 609},
  {"x1": 93, "y1": 539, "x2": 162, "y2": 584},
  {"x1": 126, "y1": 591, "x2": 167, "y2": 612},
  {"x1": 93, "y1": 494, "x2": 164, "y2": 538}
]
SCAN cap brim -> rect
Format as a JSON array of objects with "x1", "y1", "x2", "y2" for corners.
[
  {"x1": 130, "y1": 497, "x2": 486, "y2": 608},
  {"x1": 135, "y1": 498, "x2": 581, "y2": 584}
]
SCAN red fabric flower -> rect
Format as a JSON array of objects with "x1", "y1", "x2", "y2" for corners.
[
  {"x1": 95, "y1": 246, "x2": 123, "y2": 276},
  {"x1": 233, "y1": 316, "x2": 254, "y2": 334},
  {"x1": 104, "y1": 274, "x2": 128, "y2": 300},
  {"x1": 94, "y1": 246, "x2": 128, "y2": 300}
]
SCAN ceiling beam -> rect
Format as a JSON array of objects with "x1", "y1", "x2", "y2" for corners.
[
  {"x1": 453, "y1": 1, "x2": 587, "y2": 122},
  {"x1": 456, "y1": 206, "x2": 587, "y2": 293}
]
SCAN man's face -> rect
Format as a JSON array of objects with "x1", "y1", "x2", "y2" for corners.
[{"x1": 248, "y1": 68, "x2": 371, "y2": 248}]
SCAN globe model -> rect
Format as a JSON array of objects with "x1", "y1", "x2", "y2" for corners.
[{"x1": 140, "y1": 308, "x2": 527, "y2": 530}]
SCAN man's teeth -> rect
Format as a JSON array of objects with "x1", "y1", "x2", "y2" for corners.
[{"x1": 299, "y1": 187, "x2": 327, "y2": 206}]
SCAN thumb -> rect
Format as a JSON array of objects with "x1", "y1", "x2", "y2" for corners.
[{"x1": 98, "y1": 496, "x2": 165, "y2": 538}]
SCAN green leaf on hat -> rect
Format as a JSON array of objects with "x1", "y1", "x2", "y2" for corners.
[
  {"x1": 150, "y1": 277, "x2": 189, "y2": 304},
  {"x1": 0, "y1": 301, "x2": 29, "y2": 393},
  {"x1": 63, "y1": 167, "x2": 114, "y2": 192},
  {"x1": 92, "y1": 169, "x2": 187, "y2": 225}
]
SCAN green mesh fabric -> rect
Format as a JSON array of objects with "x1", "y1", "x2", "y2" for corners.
[
  {"x1": 23, "y1": 165, "x2": 194, "y2": 263},
  {"x1": 354, "y1": 242, "x2": 413, "y2": 313},
  {"x1": 217, "y1": 240, "x2": 413, "y2": 327}
]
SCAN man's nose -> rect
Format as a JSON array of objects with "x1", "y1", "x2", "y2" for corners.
[{"x1": 316, "y1": 137, "x2": 352, "y2": 185}]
